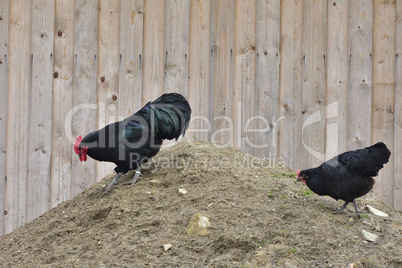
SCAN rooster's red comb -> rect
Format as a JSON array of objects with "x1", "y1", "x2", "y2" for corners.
[{"x1": 74, "y1": 135, "x2": 83, "y2": 155}]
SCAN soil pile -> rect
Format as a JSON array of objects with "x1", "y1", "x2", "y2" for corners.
[{"x1": 0, "y1": 142, "x2": 401, "y2": 267}]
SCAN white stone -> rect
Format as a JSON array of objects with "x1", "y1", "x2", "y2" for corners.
[
  {"x1": 361, "y1": 230, "x2": 378, "y2": 242},
  {"x1": 198, "y1": 216, "x2": 210, "y2": 228},
  {"x1": 178, "y1": 188, "x2": 188, "y2": 195},
  {"x1": 366, "y1": 205, "x2": 389, "y2": 217},
  {"x1": 163, "y1": 244, "x2": 172, "y2": 251}
]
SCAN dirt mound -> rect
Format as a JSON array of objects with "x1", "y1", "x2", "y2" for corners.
[{"x1": 0, "y1": 142, "x2": 401, "y2": 267}]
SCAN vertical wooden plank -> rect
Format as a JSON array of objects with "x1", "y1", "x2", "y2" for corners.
[
  {"x1": 50, "y1": 0, "x2": 74, "y2": 208},
  {"x1": 164, "y1": 0, "x2": 190, "y2": 96},
  {"x1": 0, "y1": 0, "x2": 10, "y2": 235},
  {"x1": 301, "y1": 0, "x2": 327, "y2": 169},
  {"x1": 71, "y1": 0, "x2": 98, "y2": 199},
  {"x1": 325, "y1": 0, "x2": 348, "y2": 160},
  {"x1": 372, "y1": 0, "x2": 395, "y2": 206},
  {"x1": 348, "y1": 0, "x2": 372, "y2": 150},
  {"x1": 187, "y1": 0, "x2": 211, "y2": 142},
  {"x1": 96, "y1": 0, "x2": 121, "y2": 181},
  {"x1": 278, "y1": 0, "x2": 303, "y2": 170},
  {"x1": 27, "y1": 0, "x2": 54, "y2": 222},
  {"x1": 119, "y1": 0, "x2": 144, "y2": 118},
  {"x1": 234, "y1": 0, "x2": 257, "y2": 154},
  {"x1": 395, "y1": 0, "x2": 402, "y2": 211},
  {"x1": 255, "y1": 0, "x2": 280, "y2": 159},
  {"x1": 142, "y1": 0, "x2": 166, "y2": 104},
  {"x1": 210, "y1": 0, "x2": 235, "y2": 147},
  {"x1": 5, "y1": 0, "x2": 32, "y2": 234}
]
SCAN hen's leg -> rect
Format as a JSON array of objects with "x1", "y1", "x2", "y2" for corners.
[
  {"x1": 101, "y1": 172, "x2": 123, "y2": 197},
  {"x1": 333, "y1": 201, "x2": 349, "y2": 213},
  {"x1": 353, "y1": 199, "x2": 360, "y2": 214},
  {"x1": 123, "y1": 167, "x2": 142, "y2": 185}
]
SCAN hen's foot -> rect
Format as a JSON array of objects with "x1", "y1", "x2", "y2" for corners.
[{"x1": 332, "y1": 201, "x2": 349, "y2": 214}]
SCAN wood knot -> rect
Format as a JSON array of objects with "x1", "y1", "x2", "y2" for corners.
[
  {"x1": 283, "y1": 103, "x2": 289, "y2": 109},
  {"x1": 112, "y1": 95, "x2": 117, "y2": 101},
  {"x1": 53, "y1": 72, "x2": 58, "y2": 78},
  {"x1": 57, "y1": 31, "x2": 63, "y2": 37},
  {"x1": 100, "y1": 77, "x2": 105, "y2": 83}
]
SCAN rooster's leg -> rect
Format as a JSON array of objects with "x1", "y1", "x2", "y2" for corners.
[
  {"x1": 123, "y1": 167, "x2": 142, "y2": 185},
  {"x1": 353, "y1": 199, "x2": 360, "y2": 214},
  {"x1": 101, "y1": 172, "x2": 123, "y2": 197},
  {"x1": 333, "y1": 201, "x2": 349, "y2": 213}
]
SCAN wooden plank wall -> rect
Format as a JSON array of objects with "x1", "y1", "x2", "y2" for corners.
[
  {"x1": 0, "y1": 0, "x2": 10, "y2": 235},
  {"x1": 27, "y1": 0, "x2": 54, "y2": 222},
  {"x1": 395, "y1": 0, "x2": 402, "y2": 212},
  {"x1": 372, "y1": 0, "x2": 396, "y2": 205},
  {"x1": 50, "y1": 0, "x2": 74, "y2": 207},
  {"x1": 187, "y1": 0, "x2": 211, "y2": 142},
  {"x1": 71, "y1": 0, "x2": 98, "y2": 198},
  {"x1": 1, "y1": 0, "x2": 401, "y2": 235},
  {"x1": 278, "y1": 0, "x2": 303, "y2": 169},
  {"x1": 5, "y1": 0, "x2": 32, "y2": 235}
]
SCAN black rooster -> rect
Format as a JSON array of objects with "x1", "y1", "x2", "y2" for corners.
[
  {"x1": 297, "y1": 142, "x2": 391, "y2": 214},
  {"x1": 74, "y1": 93, "x2": 191, "y2": 195}
]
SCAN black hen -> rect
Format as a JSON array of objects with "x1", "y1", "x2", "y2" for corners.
[
  {"x1": 297, "y1": 142, "x2": 391, "y2": 213},
  {"x1": 74, "y1": 93, "x2": 191, "y2": 195}
]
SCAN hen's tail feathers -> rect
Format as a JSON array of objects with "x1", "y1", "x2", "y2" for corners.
[
  {"x1": 148, "y1": 93, "x2": 192, "y2": 141},
  {"x1": 362, "y1": 142, "x2": 391, "y2": 177}
]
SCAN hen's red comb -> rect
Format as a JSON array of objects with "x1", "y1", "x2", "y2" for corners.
[
  {"x1": 296, "y1": 170, "x2": 300, "y2": 178},
  {"x1": 74, "y1": 135, "x2": 83, "y2": 155}
]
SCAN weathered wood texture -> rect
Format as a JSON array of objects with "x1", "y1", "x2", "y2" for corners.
[
  {"x1": 301, "y1": 0, "x2": 327, "y2": 169},
  {"x1": 50, "y1": 0, "x2": 74, "y2": 208},
  {"x1": 27, "y1": 0, "x2": 55, "y2": 222},
  {"x1": 71, "y1": 0, "x2": 98, "y2": 199},
  {"x1": 278, "y1": 0, "x2": 303, "y2": 169},
  {"x1": 210, "y1": 0, "x2": 235, "y2": 147},
  {"x1": 5, "y1": 0, "x2": 32, "y2": 234},
  {"x1": 325, "y1": 0, "x2": 348, "y2": 160},
  {"x1": 371, "y1": 0, "x2": 396, "y2": 206},
  {"x1": 118, "y1": 0, "x2": 144, "y2": 118},
  {"x1": 348, "y1": 0, "x2": 373, "y2": 151},
  {"x1": 142, "y1": 0, "x2": 166, "y2": 104},
  {"x1": 164, "y1": 0, "x2": 190, "y2": 96},
  {"x1": 234, "y1": 0, "x2": 257, "y2": 154},
  {"x1": 1, "y1": 0, "x2": 402, "y2": 235},
  {"x1": 96, "y1": 0, "x2": 121, "y2": 181},
  {"x1": 187, "y1": 0, "x2": 211, "y2": 142},
  {"x1": 0, "y1": 0, "x2": 10, "y2": 235},
  {"x1": 255, "y1": 0, "x2": 280, "y2": 159},
  {"x1": 395, "y1": 0, "x2": 402, "y2": 211}
]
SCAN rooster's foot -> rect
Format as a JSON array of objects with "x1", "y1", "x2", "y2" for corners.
[
  {"x1": 101, "y1": 172, "x2": 123, "y2": 197},
  {"x1": 123, "y1": 167, "x2": 142, "y2": 186}
]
